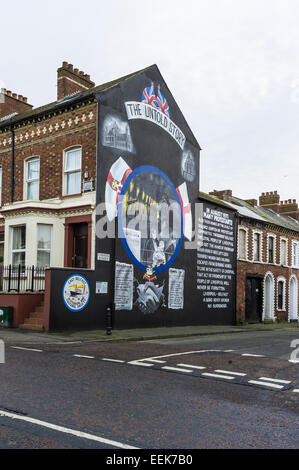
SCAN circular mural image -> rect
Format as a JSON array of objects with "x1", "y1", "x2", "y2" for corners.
[
  {"x1": 63, "y1": 275, "x2": 90, "y2": 312},
  {"x1": 118, "y1": 166, "x2": 183, "y2": 275}
]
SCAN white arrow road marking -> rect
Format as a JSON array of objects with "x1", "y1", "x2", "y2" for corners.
[
  {"x1": 214, "y1": 370, "x2": 247, "y2": 377},
  {"x1": 248, "y1": 380, "x2": 284, "y2": 389},
  {"x1": 0, "y1": 409, "x2": 139, "y2": 449},
  {"x1": 11, "y1": 347, "x2": 43, "y2": 353}
]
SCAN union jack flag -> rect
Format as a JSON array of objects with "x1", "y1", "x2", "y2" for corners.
[
  {"x1": 142, "y1": 83, "x2": 159, "y2": 109},
  {"x1": 156, "y1": 86, "x2": 170, "y2": 117}
]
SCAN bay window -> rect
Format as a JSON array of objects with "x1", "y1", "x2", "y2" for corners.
[
  {"x1": 12, "y1": 225, "x2": 26, "y2": 268},
  {"x1": 37, "y1": 224, "x2": 52, "y2": 268}
]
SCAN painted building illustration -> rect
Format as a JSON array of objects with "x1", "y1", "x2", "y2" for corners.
[{"x1": 0, "y1": 61, "x2": 296, "y2": 331}]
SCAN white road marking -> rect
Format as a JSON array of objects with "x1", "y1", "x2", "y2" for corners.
[
  {"x1": 288, "y1": 360, "x2": 299, "y2": 363},
  {"x1": 128, "y1": 360, "x2": 153, "y2": 367},
  {"x1": 11, "y1": 347, "x2": 43, "y2": 353},
  {"x1": 162, "y1": 366, "x2": 193, "y2": 373},
  {"x1": 242, "y1": 354, "x2": 265, "y2": 357},
  {"x1": 248, "y1": 380, "x2": 284, "y2": 389},
  {"x1": 0, "y1": 409, "x2": 138, "y2": 449},
  {"x1": 102, "y1": 358, "x2": 125, "y2": 363},
  {"x1": 214, "y1": 370, "x2": 247, "y2": 377},
  {"x1": 73, "y1": 355, "x2": 95, "y2": 359},
  {"x1": 293, "y1": 389, "x2": 299, "y2": 393},
  {"x1": 176, "y1": 364, "x2": 206, "y2": 370},
  {"x1": 135, "y1": 350, "x2": 222, "y2": 363},
  {"x1": 202, "y1": 372, "x2": 235, "y2": 380},
  {"x1": 258, "y1": 377, "x2": 291, "y2": 384},
  {"x1": 224, "y1": 350, "x2": 235, "y2": 353},
  {"x1": 143, "y1": 359, "x2": 166, "y2": 364}
]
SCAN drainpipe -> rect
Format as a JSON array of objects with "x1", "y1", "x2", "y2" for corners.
[{"x1": 9, "y1": 124, "x2": 15, "y2": 203}]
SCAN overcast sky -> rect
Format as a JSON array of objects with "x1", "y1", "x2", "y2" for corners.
[{"x1": 1, "y1": 0, "x2": 299, "y2": 202}]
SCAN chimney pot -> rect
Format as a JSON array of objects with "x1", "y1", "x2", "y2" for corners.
[
  {"x1": 79, "y1": 71, "x2": 84, "y2": 76},
  {"x1": 68, "y1": 64, "x2": 73, "y2": 71},
  {"x1": 6, "y1": 90, "x2": 12, "y2": 96},
  {"x1": 18, "y1": 95, "x2": 23, "y2": 101},
  {"x1": 23, "y1": 97, "x2": 28, "y2": 103},
  {"x1": 62, "y1": 61, "x2": 68, "y2": 67},
  {"x1": 74, "y1": 68, "x2": 79, "y2": 74},
  {"x1": 293, "y1": 199, "x2": 296, "y2": 203}
]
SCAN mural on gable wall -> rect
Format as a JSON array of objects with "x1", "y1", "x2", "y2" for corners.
[{"x1": 95, "y1": 65, "x2": 236, "y2": 328}]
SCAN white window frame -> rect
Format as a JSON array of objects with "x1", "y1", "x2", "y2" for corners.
[
  {"x1": 267, "y1": 233, "x2": 276, "y2": 264},
  {"x1": 277, "y1": 276, "x2": 286, "y2": 311},
  {"x1": 63, "y1": 147, "x2": 82, "y2": 196},
  {"x1": 292, "y1": 240, "x2": 299, "y2": 268},
  {"x1": 11, "y1": 225, "x2": 26, "y2": 267},
  {"x1": 36, "y1": 224, "x2": 52, "y2": 268},
  {"x1": 252, "y1": 230, "x2": 263, "y2": 262},
  {"x1": 280, "y1": 237, "x2": 288, "y2": 267},
  {"x1": 238, "y1": 227, "x2": 248, "y2": 260},
  {"x1": 25, "y1": 157, "x2": 40, "y2": 201}
]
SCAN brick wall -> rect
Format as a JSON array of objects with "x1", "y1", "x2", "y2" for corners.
[
  {"x1": 237, "y1": 222, "x2": 299, "y2": 322},
  {"x1": 0, "y1": 101, "x2": 97, "y2": 204}
]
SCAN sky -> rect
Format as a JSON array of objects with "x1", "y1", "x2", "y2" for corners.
[{"x1": 1, "y1": 0, "x2": 299, "y2": 202}]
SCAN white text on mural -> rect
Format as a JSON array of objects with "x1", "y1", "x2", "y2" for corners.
[{"x1": 125, "y1": 102, "x2": 186, "y2": 150}]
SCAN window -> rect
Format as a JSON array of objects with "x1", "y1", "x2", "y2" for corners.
[
  {"x1": 280, "y1": 239, "x2": 288, "y2": 266},
  {"x1": 292, "y1": 241, "x2": 299, "y2": 268},
  {"x1": 37, "y1": 224, "x2": 52, "y2": 268},
  {"x1": 253, "y1": 232, "x2": 261, "y2": 262},
  {"x1": 238, "y1": 228, "x2": 247, "y2": 259},
  {"x1": 64, "y1": 148, "x2": 82, "y2": 195},
  {"x1": 26, "y1": 158, "x2": 40, "y2": 200},
  {"x1": 277, "y1": 278, "x2": 286, "y2": 310},
  {"x1": 11, "y1": 225, "x2": 26, "y2": 268},
  {"x1": 0, "y1": 167, "x2": 2, "y2": 206},
  {"x1": 268, "y1": 236, "x2": 275, "y2": 264}
]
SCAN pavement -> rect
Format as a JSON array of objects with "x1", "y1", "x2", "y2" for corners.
[{"x1": 0, "y1": 321, "x2": 298, "y2": 344}]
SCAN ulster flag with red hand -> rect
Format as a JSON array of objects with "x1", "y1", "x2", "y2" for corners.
[{"x1": 105, "y1": 157, "x2": 132, "y2": 221}]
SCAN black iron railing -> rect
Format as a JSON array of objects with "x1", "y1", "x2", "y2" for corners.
[{"x1": 0, "y1": 265, "x2": 46, "y2": 293}]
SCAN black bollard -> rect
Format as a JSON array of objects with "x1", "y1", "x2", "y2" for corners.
[{"x1": 106, "y1": 307, "x2": 112, "y2": 336}]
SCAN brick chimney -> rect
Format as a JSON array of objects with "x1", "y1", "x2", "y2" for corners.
[
  {"x1": 279, "y1": 199, "x2": 299, "y2": 221},
  {"x1": 259, "y1": 191, "x2": 280, "y2": 213},
  {"x1": 57, "y1": 61, "x2": 95, "y2": 100},
  {"x1": 245, "y1": 199, "x2": 258, "y2": 207},
  {"x1": 209, "y1": 189, "x2": 232, "y2": 201},
  {"x1": 0, "y1": 88, "x2": 33, "y2": 119}
]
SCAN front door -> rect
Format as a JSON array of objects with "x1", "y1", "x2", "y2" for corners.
[
  {"x1": 245, "y1": 276, "x2": 262, "y2": 323},
  {"x1": 73, "y1": 223, "x2": 88, "y2": 268}
]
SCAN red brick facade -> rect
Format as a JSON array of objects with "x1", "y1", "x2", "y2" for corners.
[{"x1": 210, "y1": 189, "x2": 299, "y2": 323}]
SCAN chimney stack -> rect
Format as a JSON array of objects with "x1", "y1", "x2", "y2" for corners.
[
  {"x1": 259, "y1": 191, "x2": 280, "y2": 213},
  {"x1": 209, "y1": 189, "x2": 232, "y2": 201},
  {"x1": 57, "y1": 61, "x2": 95, "y2": 100},
  {"x1": 0, "y1": 88, "x2": 33, "y2": 119},
  {"x1": 279, "y1": 199, "x2": 299, "y2": 221}
]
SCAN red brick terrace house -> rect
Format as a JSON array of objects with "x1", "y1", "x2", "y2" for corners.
[
  {"x1": 0, "y1": 62, "x2": 104, "y2": 328},
  {"x1": 210, "y1": 190, "x2": 299, "y2": 323}
]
